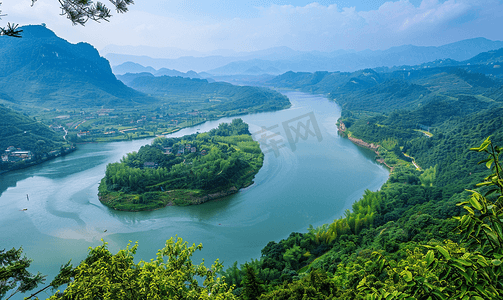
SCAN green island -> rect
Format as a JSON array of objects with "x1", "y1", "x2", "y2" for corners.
[{"x1": 98, "y1": 119, "x2": 264, "y2": 211}]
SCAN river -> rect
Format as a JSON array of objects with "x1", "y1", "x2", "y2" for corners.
[{"x1": 0, "y1": 92, "x2": 388, "y2": 299}]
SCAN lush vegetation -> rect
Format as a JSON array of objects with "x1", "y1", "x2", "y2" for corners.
[
  {"x1": 0, "y1": 105, "x2": 73, "y2": 171},
  {"x1": 215, "y1": 134, "x2": 502, "y2": 299},
  {"x1": 0, "y1": 25, "x2": 290, "y2": 174},
  {"x1": 1, "y1": 238, "x2": 236, "y2": 300},
  {"x1": 3, "y1": 44, "x2": 503, "y2": 299},
  {"x1": 98, "y1": 119, "x2": 264, "y2": 211},
  {"x1": 126, "y1": 75, "x2": 290, "y2": 116},
  {"x1": 3, "y1": 138, "x2": 502, "y2": 299},
  {"x1": 213, "y1": 50, "x2": 503, "y2": 299}
]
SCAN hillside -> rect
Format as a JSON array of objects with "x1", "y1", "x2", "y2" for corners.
[
  {"x1": 0, "y1": 25, "x2": 155, "y2": 108},
  {"x1": 0, "y1": 105, "x2": 71, "y2": 171},
  {"x1": 125, "y1": 75, "x2": 291, "y2": 114},
  {"x1": 211, "y1": 50, "x2": 503, "y2": 298},
  {"x1": 267, "y1": 48, "x2": 503, "y2": 113}
]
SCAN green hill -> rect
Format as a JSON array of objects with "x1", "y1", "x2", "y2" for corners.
[
  {"x1": 0, "y1": 25, "x2": 155, "y2": 108},
  {"x1": 0, "y1": 105, "x2": 70, "y2": 170},
  {"x1": 126, "y1": 75, "x2": 291, "y2": 113}
]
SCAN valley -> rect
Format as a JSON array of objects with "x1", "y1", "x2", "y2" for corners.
[{"x1": 1, "y1": 18, "x2": 503, "y2": 300}]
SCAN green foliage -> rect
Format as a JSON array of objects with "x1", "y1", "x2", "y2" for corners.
[
  {"x1": 126, "y1": 75, "x2": 291, "y2": 114},
  {"x1": 419, "y1": 165, "x2": 437, "y2": 187},
  {"x1": 240, "y1": 138, "x2": 501, "y2": 299},
  {"x1": 353, "y1": 138, "x2": 503, "y2": 299},
  {"x1": 257, "y1": 269, "x2": 336, "y2": 300},
  {"x1": 241, "y1": 264, "x2": 265, "y2": 300},
  {"x1": 0, "y1": 105, "x2": 66, "y2": 158},
  {"x1": 36, "y1": 0, "x2": 134, "y2": 26},
  {"x1": 49, "y1": 237, "x2": 236, "y2": 299},
  {"x1": 0, "y1": 247, "x2": 45, "y2": 300},
  {"x1": 99, "y1": 119, "x2": 264, "y2": 210}
]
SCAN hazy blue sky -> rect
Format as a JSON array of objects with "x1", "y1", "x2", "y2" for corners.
[{"x1": 2, "y1": 0, "x2": 502, "y2": 55}]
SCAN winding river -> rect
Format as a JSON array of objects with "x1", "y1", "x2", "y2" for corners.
[{"x1": 0, "y1": 92, "x2": 388, "y2": 298}]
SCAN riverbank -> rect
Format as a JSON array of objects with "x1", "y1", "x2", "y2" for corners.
[
  {"x1": 337, "y1": 121, "x2": 395, "y2": 171},
  {"x1": 98, "y1": 184, "x2": 245, "y2": 211},
  {"x1": 0, "y1": 146, "x2": 77, "y2": 174}
]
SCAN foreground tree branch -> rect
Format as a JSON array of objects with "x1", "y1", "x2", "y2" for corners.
[{"x1": 0, "y1": 0, "x2": 134, "y2": 37}]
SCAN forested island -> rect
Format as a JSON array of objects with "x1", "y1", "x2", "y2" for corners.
[{"x1": 98, "y1": 119, "x2": 264, "y2": 211}]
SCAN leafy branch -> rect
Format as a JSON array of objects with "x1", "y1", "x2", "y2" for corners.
[{"x1": 0, "y1": 0, "x2": 134, "y2": 37}]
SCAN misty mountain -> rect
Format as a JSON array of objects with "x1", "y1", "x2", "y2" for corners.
[
  {"x1": 267, "y1": 47, "x2": 503, "y2": 113},
  {"x1": 104, "y1": 38, "x2": 503, "y2": 75},
  {"x1": 208, "y1": 38, "x2": 503, "y2": 75},
  {"x1": 115, "y1": 72, "x2": 155, "y2": 85},
  {"x1": 0, "y1": 25, "x2": 155, "y2": 108},
  {"x1": 112, "y1": 61, "x2": 202, "y2": 78},
  {"x1": 105, "y1": 53, "x2": 241, "y2": 73},
  {"x1": 112, "y1": 61, "x2": 157, "y2": 74}
]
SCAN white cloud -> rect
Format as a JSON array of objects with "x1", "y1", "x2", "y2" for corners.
[{"x1": 1, "y1": 1, "x2": 501, "y2": 53}]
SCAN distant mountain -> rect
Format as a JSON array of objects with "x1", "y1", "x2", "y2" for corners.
[
  {"x1": 377, "y1": 47, "x2": 503, "y2": 79},
  {"x1": 105, "y1": 53, "x2": 240, "y2": 73},
  {"x1": 115, "y1": 72, "x2": 155, "y2": 85},
  {"x1": 104, "y1": 38, "x2": 503, "y2": 75},
  {"x1": 207, "y1": 38, "x2": 503, "y2": 74},
  {"x1": 465, "y1": 47, "x2": 503, "y2": 65},
  {"x1": 267, "y1": 47, "x2": 503, "y2": 113},
  {"x1": 111, "y1": 61, "x2": 202, "y2": 79},
  {"x1": 0, "y1": 25, "x2": 155, "y2": 108},
  {"x1": 112, "y1": 62, "x2": 156, "y2": 74},
  {"x1": 125, "y1": 76, "x2": 290, "y2": 113},
  {"x1": 154, "y1": 68, "x2": 200, "y2": 78}
]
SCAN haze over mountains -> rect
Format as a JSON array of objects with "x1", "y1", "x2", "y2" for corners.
[{"x1": 104, "y1": 38, "x2": 503, "y2": 75}]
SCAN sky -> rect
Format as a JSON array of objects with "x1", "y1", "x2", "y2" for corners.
[{"x1": 1, "y1": 0, "x2": 502, "y2": 56}]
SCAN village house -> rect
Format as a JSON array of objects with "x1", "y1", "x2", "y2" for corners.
[{"x1": 2, "y1": 147, "x2": 34, "y2": 163}]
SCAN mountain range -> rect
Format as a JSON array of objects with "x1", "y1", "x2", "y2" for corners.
[
  {"x1": 103, "y1": 38, "x2": 503, "y2": 74},
  {"x1": 112, "y1": 61, "x2": 203, "y2": 78},
  {"x1": 266, "y1": 50, "x2": 503, "y2": 114}
]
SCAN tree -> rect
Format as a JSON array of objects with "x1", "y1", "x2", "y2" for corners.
[
  {"x1": 0, "y1": 247, "x2": 45, "y2": 300},
  {"x1": 241, "y1": 263, "x2": 265, "y2": 300},
  {"x1": 48, "y1": 236, "x2": 237, "y2": 299},
  {"x1": 1, "y1": 246, "x2": 74, "y2": 300},
  {"x1": 0, "y1": 0, "x2": 134, "y2": 37},
  {"x1": 358, "y1": 137, "x2": 503, "y2": 299}
]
